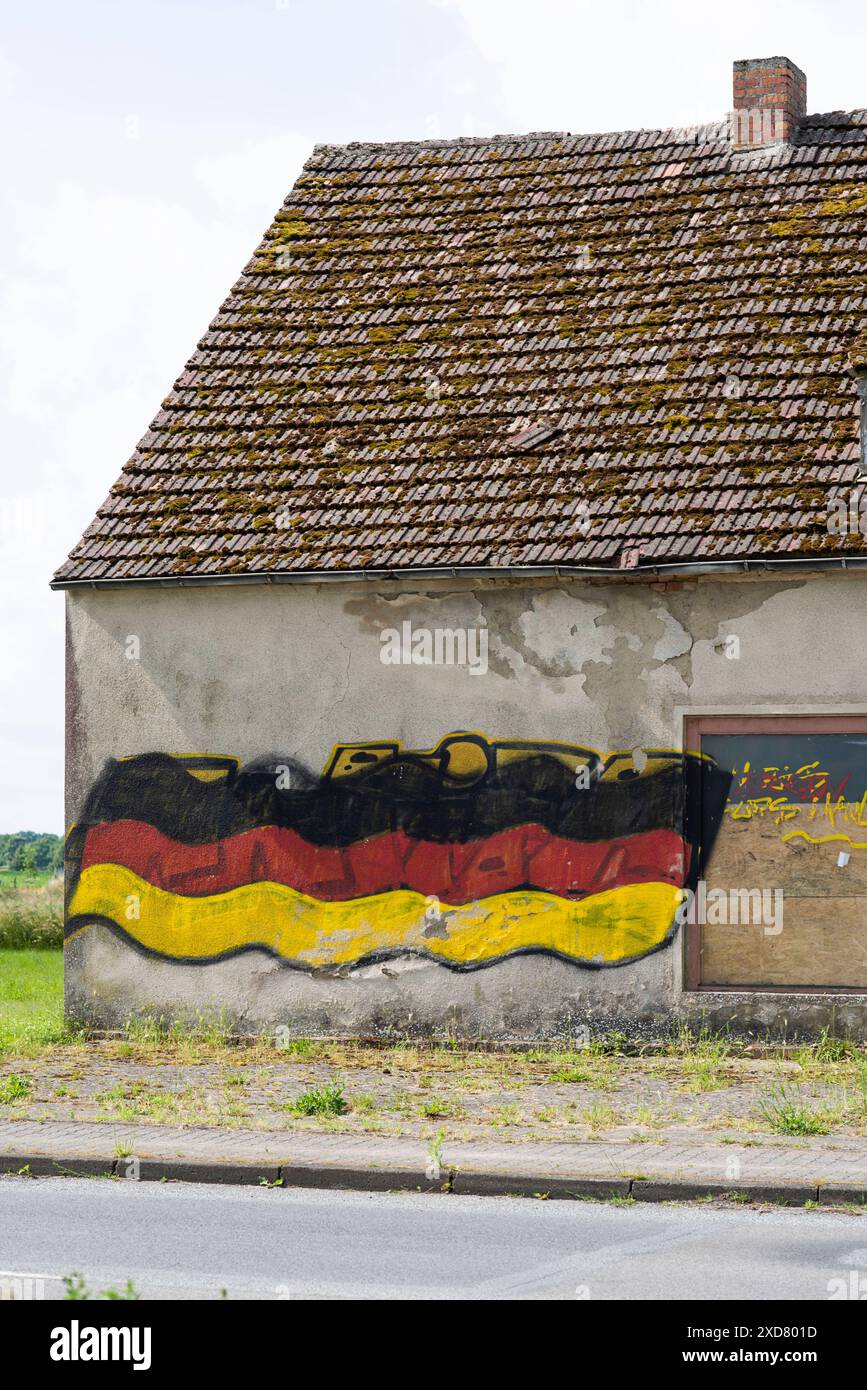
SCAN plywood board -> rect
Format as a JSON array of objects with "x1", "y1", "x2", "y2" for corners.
[
  {"x1": 698, "y1": 731, "x2": 867, "y2": 988},
  {"x1": 702, "y1": 898, "x2": 867, "y2": 988}
]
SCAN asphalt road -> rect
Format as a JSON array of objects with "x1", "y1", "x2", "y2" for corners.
[{"x1": 1, "y1": 1177, "x2": 865, "y2": 1300}]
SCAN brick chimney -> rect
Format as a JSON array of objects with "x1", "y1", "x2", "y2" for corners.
[{"x1": 730, "y1": 56, "x2": 806, "y2": 148}]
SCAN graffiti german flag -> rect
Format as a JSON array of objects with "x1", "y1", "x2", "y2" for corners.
[{"x1": 65, "y1": 734, "x2": 731, "y2": 971}]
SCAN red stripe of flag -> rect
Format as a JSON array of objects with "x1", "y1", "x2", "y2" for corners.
[{"x1": 80, "y1": 820, "x2": 689, "y2": 904}]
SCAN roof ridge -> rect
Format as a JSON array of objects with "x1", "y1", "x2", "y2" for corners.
[
  {"x1": 311, "y1": 131, "x2": 572, "y2": 155},
  {"x1": 54, "y1": 99, "x2": 867, "y2": 586},
  {"x1": 309, "y1": 109, "x2": 867, "y2": 159}
]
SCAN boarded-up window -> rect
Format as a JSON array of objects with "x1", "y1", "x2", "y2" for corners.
[{"x1": 685, "y1": 717, "x2": 867, "y2": 990}]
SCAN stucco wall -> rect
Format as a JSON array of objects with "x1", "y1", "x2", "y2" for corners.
[{"x1": 63, "y1": 570, "x2": 867, "y2": 1039}]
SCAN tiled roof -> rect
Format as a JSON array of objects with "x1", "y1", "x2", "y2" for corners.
[{"x1": 54, "y1": 111, "x2": 867, "y2": 584}]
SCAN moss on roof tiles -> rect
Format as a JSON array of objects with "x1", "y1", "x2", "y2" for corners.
[{"x1": 54, "y1": 113, "x2": 867, "y2": 583}]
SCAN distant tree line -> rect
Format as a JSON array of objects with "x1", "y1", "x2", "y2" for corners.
[{"x1": 0, "y1": 831, "x2": 64, "y2": 874}]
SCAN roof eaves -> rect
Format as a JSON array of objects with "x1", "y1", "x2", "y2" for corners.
[{"x1": 50, "y1": 553, "x2": 867, "y2": 593}]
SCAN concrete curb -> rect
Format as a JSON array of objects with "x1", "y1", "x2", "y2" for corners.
[
  {"x1": 1, "y1": 1151, "x2": 865, "y2": 1206},
  {"x1": 0, "y1": 1154, "x2": 115, "y2": 1180},
  {"x1": 135, "y1": 1159, "x2": 280, "y2": 1186},
  {"x1": 450, "y1": 1172, "x2": 630, "y2": 1200},
  {"x1": 630, "y1": 1179, "x2": 818, "y2": 1206}
]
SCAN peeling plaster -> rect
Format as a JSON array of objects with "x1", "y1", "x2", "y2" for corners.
[
  {"x1": 651, "y1": 606, "x2": 692, "y2": 661},
  {"x1": 65, "y1": 570, "x2": 867, "y2": 1039}
]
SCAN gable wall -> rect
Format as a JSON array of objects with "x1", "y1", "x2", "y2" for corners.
[{"x1": 63, "y1": 570, "x2": 867, "y2": 1040}]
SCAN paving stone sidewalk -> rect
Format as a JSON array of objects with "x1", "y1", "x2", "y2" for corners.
[{"x1": 1, "y1": 1117, "x2": 865, "y2": 1205}]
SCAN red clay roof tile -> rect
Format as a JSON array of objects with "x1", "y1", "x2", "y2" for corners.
[{"x1": 53, "y1": 111, "x2": 867, "y2": 583}]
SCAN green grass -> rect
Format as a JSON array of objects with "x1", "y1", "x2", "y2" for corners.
[
  {"x1": 62, "y1": 1272, "x2": 140, "y2": 1301},
  {"x1": 757, "y1": 1085, "x2": 832, "y2": 1136},
  {"x1": 276, "y1": 1037, "x2": 316, "y2": 1056},
  {"x1": 285, "y1": 1080, "x2": 348, "y2": 1117},
  {"x1": 0, "y1": 948, "x2": 67, "y2": 1052},
  {"x1": 0, "y1": 1072, "x2": 33, "y2": 1103},
  {"x1": 550, "y1": 1066, "x2": 592, "y2": 1083},
  {"x1": 587, "y1": 1029, "x2": 631, "y2": 1056},
  {"x1": 122, "y1": 1012, "x2": 233, "y2": 1049},
  {"x1": 795, "y1": 1026, "x2": 861, "y2": 1069},
  {"x1": 0, "y1": 868, "x2": 57, "y2": 889},
  {"x1": 0, "y1": 882, "x2": 64, "y2": 948}
]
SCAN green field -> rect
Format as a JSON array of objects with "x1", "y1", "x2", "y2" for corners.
[
  {"x1": 0, "y1": 869, "x2": 57, "y2": 888},
  {"x1": 0, "y1": 880, "x2": 63, "y2": 949},
  {"x1": 0, "y1": 948, "x2": 65, "y2": 1052}
]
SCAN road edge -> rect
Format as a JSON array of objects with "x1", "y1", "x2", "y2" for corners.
[{"x1": 1, "y1": 1152, "x2": 865, "y2": 1207}]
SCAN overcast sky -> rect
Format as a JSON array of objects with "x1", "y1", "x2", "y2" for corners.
[{"x1": 1, "y1": 0, "x2": 865, "y2": 833}]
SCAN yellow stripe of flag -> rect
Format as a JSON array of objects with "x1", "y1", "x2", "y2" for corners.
[{"x1": 67, "y1": 864, "x2": 682, "y2": 968}]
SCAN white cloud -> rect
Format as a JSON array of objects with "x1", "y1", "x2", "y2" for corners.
[
  {"x1": 0, "y1": 130, "x2": 311, "y2": 830},
  {"x1": 195, "y1": 130, "x2": 311, "y2": 223},
  {"x1": 440, "y1": 0, "x2": 867, "y2": 133}
]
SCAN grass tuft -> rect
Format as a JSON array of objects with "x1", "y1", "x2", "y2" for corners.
[
  {"x1": 758, "y1": 1085, "x2": 831, "y2": 1136},
  {"x1": 286, "y1": 1080, "x2": 348, "y2": 1117},
  {"x1": 0, "y1": 1072, "x2": 33, "y2": 1103}
]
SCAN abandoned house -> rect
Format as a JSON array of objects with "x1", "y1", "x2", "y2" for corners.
[{"x1": 53, "y1": 56, "x2": 867, "y2": 1039}]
